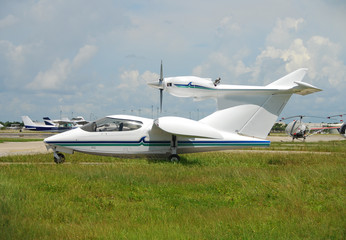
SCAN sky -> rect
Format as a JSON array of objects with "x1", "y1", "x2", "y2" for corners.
[{"x1": 1, "y1": 0, "x2": 346, "y2": 123}]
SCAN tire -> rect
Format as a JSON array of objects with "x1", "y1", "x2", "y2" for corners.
[
  {"x1": 168, "y1": 154, "x2": 180, "y2": 163},
  {"x1": 54, "y1": 153, "x2": 65, "y2": 164}
]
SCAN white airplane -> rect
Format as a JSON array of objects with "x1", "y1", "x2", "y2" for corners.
[
  {"x1": 43, "y1": 116, "x2": 89, "y2": 128},
  {"x1": 22, "y1": 116, "x2": 75, "y2": 132},
  {"x1": 44, "y1": 67, "x2": 321, "y2": 163},
  {"x1": 71, "y1": 116, "x2": 89, "y2": 126}
]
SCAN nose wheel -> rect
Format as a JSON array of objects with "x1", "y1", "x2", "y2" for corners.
[{"x1": 54, "y1": 152, "x2": 65, "y2": 164}]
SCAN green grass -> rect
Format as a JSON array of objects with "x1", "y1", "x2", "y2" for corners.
[
  {"x1": 0, "y1": 141, "x2": 345, "y2": 239},
  {"x1": 259, "y1": 140, "x2": 346, "y2": 153},
  {"x1": 0, "y1": 138, "x2": 43, "y2": 143}
]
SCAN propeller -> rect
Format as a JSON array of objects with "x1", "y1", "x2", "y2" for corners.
[
  {"x1": 281, "y1": 115, "x2": 327, "y2": 121},
  {"x1": 148, "y1": 61, "x2": 165, "y2": 112},
  {"x1": 159, "y1": 62, "x2": 163, "y2": 112},
  {"x1": 327, "y1": 114, "x2": 346, "y2": 119}
]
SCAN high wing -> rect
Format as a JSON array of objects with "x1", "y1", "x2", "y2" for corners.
[{"x1": 154, "y1": 116, "x2": 222, "y2": 139}]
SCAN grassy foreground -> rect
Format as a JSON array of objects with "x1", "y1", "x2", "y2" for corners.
[{"x1": 0, "y1": 141, "x2": 345, "y2": 239}]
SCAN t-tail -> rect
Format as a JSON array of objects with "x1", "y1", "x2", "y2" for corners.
[
  {"x1": 199, "y1": 68, "x2": 321, "y2": 139},
  {"x1": 43, "y1": 117, "x2": 55, "y2": 126}
]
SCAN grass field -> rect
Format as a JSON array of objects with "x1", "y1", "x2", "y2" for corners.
[
  {"x1": 0, "y1": 141, "x2": 345, "y2": 239},
  {"x1": 0, "y1": 138, "x2": 43, "y2": 143}
]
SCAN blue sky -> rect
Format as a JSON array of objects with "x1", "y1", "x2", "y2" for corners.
[{"x1": 1, "y1": 0, "x2": 345, "y2": 123}]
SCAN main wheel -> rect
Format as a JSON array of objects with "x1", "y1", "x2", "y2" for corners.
[
  {"x1": 54, "y1": 153, "x2": 65, "y2": 164},
  {"x1": 168, "y1": 154, "x2": 180, "y2": 163}
]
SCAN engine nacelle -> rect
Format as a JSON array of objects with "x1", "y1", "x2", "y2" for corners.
[{"x1": 164, "y1": 76, "x2": 216, "y2": 98}]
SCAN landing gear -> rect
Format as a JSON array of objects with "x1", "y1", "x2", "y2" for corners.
[
  {"x1": 169, "y1": 154, "x2": 180, "y2": 163},
  {"x1": 168, "y1": 135, "x2": 180, "y2": 162},
  {"x1": 54, "y1": 152, "x2": 65, "y2": 164}
]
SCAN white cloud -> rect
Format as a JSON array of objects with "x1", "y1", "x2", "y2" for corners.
[
  {"x1": 266, "y1": 17, "x2": 304, "y2": 47},
  {"x1": 0, "y1": 40, "x2": 26, "y2": 65},
  {"x1": 116, "y1": 69, "x2": 159, "y2": 105},
  {"x1": 27, "y1": 44, "x2": 98, "y2": 90},
  {"x1": 216, "y1": 16, "x2": 241, "y2": 37},
  {"x1": 253, "y1": 38, "x2": 310, "y2": 78},
  {"x1": 30, "y1": 0, "x2": 57, "y2": 21},
  {"x1": 72, "y1": 45, "x2": 98, "y2": 68},
  {"x1": 193, "y1": 16, "x2": 346, "y2": 96},
  {"x1": 0, "y1": 15, "x2": 19, "y2": 28},
  {"x1": 306, "y1": 36, "x2": 346, "y2": 88},
  {"x1": 28, "y1": 58, "x2": 71, "y2": 90},
  {"x1": 117, "y1": 70, "x2": 140, "y2": 90}
]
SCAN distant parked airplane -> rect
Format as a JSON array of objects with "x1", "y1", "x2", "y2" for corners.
[{"x1": 22, "y1": 116, "x2": 76, "y2": 132}]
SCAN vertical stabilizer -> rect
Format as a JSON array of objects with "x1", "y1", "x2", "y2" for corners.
[
  {"x1": 200, "y1": 69, "x2": 318, "y2": 139},
  {"x1": 21, "y1": 116, "x2": 36, "y2": 127}
]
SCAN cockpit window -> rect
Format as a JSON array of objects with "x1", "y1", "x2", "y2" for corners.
[{"x1": 81, "y1": 117, "x2": 143, "y2": 132}]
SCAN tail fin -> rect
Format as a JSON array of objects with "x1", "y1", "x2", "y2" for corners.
[
  {"x1": 200, "y1": 69, "x2": 321, "y2": 139},
  {"x1": 21, "y1": 116, "x2": 36, "y2": 127},
  {"x1": 43, "y1": 117, "x2": 55, "y2": 126},
  {"x1": 266, "y1": 68, "x2": 308, "y2": 88}
]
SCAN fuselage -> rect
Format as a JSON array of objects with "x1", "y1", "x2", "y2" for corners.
[
  {"x1": 24, "y1": 124, "x2": 75, "y2": 132},
  {"x1": 44, "y1": 115, "x2": 270, "y2": 157}
]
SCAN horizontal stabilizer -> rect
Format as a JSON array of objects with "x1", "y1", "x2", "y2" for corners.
[
  {"x1": 266, "y1": 68, "x2": 321, "y2": 95},
  {"x1": 44, "y1": 120, "x2": 55, "y2": 126},
  {"x1": 292, "y1": 81, "x2": 322, "y2": 95},
  {"x1": 155, "y1": 116, "x2": 222, "y2": 139}
]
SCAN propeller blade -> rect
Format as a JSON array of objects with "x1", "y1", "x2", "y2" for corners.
[
  {"x1": 160, "y1": 60, "x2": 163, "y2": 83},
  {"x1": 160, "y1": 89, "x2": 163, "y2": 113},
  {"x1": 148, "y1": 61, "x2": 164, "y2": 113},
  {"x1": 159, "y1": 61, "x2": 164, "y2": 112}
]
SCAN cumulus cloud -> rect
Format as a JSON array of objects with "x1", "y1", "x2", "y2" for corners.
[
  {"x1": 0, "y1": 40, "x2": 26, "y2": 65},
  {"x1": 193, "y1": 16, "x2": 346, "y2": 95},
  {"x1": 266, "y1": 17, "x2": 304, "y2": 47},
  {"x1": 27, "y1": 44, "x2": 98, "y2": 90},
  {"x1": 252, "y1": 38, "x2": 310, "y2": 81},
  {"x1": 216, "y1": 16, "x2": 241, "y2": 37},
  {"x1": 72, "y1": 45, "x2": 98, "y2": 68},
  {"x1": 0, "y1": 15, "x2": 19, "y2": 28},
  {"x1": 254, "y1": 33, "x2": 346, "y2": 89},
  {"x1": 115, "y1": 69, "x2": 159, "y2": 106},
  {"x1": 28, "y1": 58, "x2": 70, "y2": 90},
  {"x1": 117, "y1": 70, "x2": 140, "y2": 90}
]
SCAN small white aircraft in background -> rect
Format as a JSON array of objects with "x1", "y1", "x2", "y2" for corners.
[
  {"x1": 43, "y1": 116, "x2": 89, "y2": 128},
  {"x1": 22, "y1": 116, "x2": 76, "y2": 132},
  {"x1": 45, "y1": 65, "x2": 321, "y2": 163},
  {"x1": 71, "y1": 116, "x2": 89, "y2": 126}
]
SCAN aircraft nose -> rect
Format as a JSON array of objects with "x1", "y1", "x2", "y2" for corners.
[
  {"x1": 44, "y1": 127, "x2": 80, "y2": 145},
  {"x1": 44, "y1": 134, "x2": 58, "y2": 145}
]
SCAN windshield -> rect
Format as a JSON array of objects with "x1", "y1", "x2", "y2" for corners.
[{"x1": 81, "y1": 117, "x2": 143, "y2": 132}]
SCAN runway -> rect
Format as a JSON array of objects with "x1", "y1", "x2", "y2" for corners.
[{"x1": 0, "y1": 141, "x2": 51, "y2": 157}]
